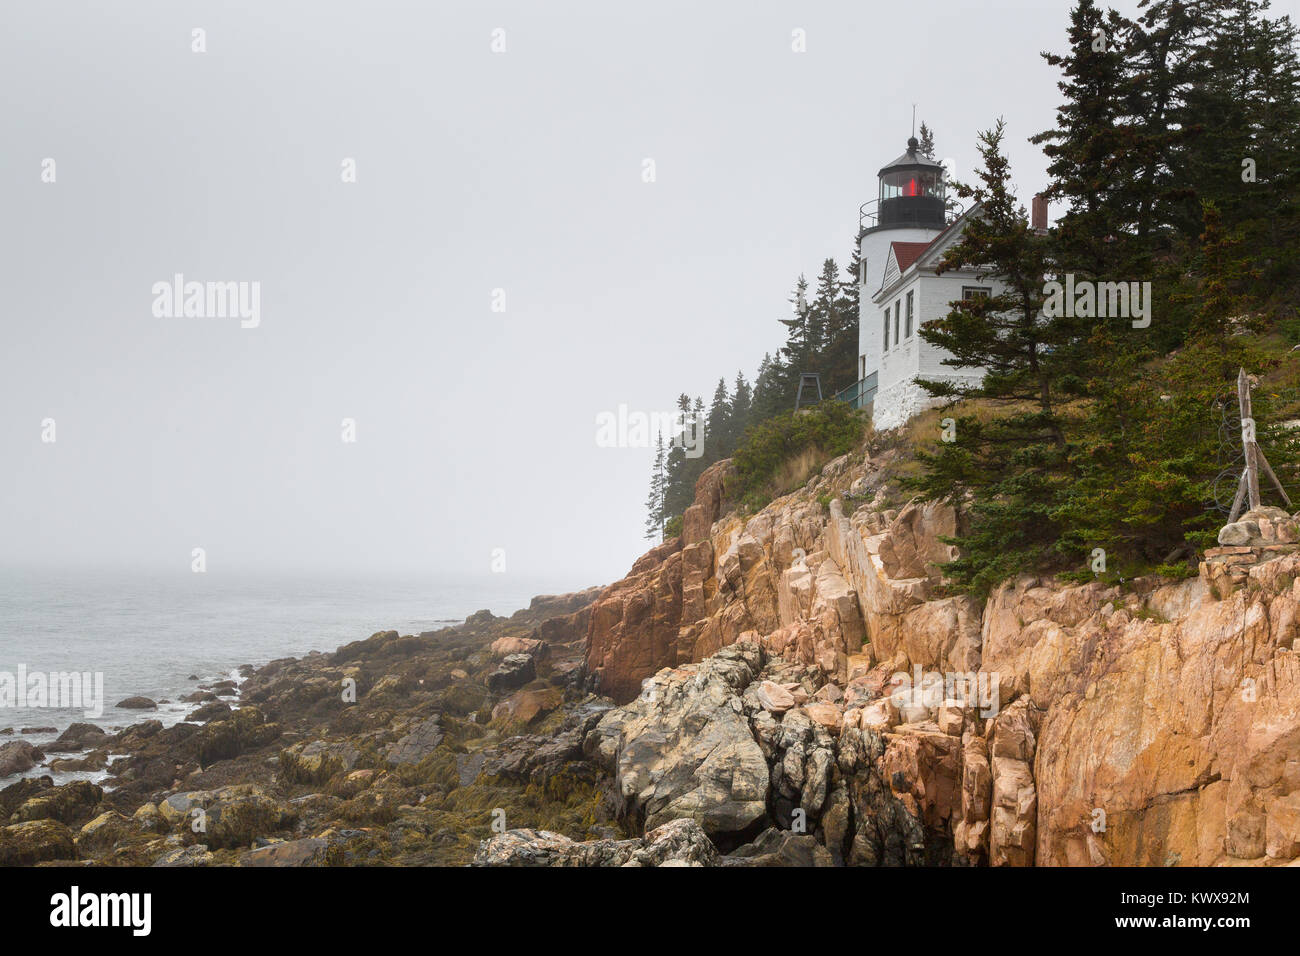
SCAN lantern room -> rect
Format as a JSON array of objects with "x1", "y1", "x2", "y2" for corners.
[{"x1": 874, "y1": 136, "x2": 947, "y2": 230}]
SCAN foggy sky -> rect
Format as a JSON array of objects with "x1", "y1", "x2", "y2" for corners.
[{"x1": 6, "y1": 0, "x2": 1273, "y2": 587}]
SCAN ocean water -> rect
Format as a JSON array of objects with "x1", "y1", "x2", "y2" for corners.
[{"x1": 0, "y1": 567, "x2": 585, "y2": 782}]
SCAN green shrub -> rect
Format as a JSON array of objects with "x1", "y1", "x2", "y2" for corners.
[{"x1": 731, "y1": 401, "x2": 867, "y2": 511}]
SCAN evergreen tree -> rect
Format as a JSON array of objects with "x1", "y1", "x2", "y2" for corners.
[
  {"x1": 644, "y1": 431, "x2": 666, "y2": 541},
  {"x1": 751, "y1": 352, "x2": 788, "y2": 422},
  {"x1": 707, "y1": 378, "x2": 732, "y2": 458},
  {"x1": 661, "y1": 393, "x2": 694, "y2": 521},
  {"x1": 1054, "y1": 329, "x2": 1297, "y2": 576},
  {"x1": 728, "y1": 370, "x2": 753, "y2": 450},
  {"x1": 1171, "y1": 2, "x2": 1300, "y2": 312},
  {"x1": 918, "y1": 121, "x2": 937, "y2": 158},
  {"x1": 810, "y1": 257, "x2": 858, "y2": 394},
  {"x1": 1126, "y1": 0, "x2": 1217, "y2": 248},
  {"x1": 1031, "y1": 0, "x2": 1144, "y2": 281},
  {"x1": 778, "y1": 275, "x2": 815, "y2": 385}
]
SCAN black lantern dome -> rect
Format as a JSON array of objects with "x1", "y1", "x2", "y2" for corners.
[{"x1": 873, "y1": 136, "x2": 947, "y2": 230}]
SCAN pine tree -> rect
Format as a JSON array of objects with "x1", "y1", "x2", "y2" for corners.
[
  {"x1": 1054, "y1": 329, "x2": 1295, "y2": 576},
  {"x1": 1171, "y1": 2, "x2": 1300, "y2": 313},
  {"x1": 809, "y1": 257, "x2": 858, "y2": 394},
  {"x1": 750, "y1": 353, "x2": 788, "y2": 423},
  {"x1": 1127, "y1": 0, "x2": 1217, "y2": 248},
  {"x1": 778, "y1": 275, "x2": 814, "y2": 380},
  {"x1": 1031, "y1": 0, "x2": 1144, "y2": 282},
  {"x1": 707, "y1": 378, "x2": 732, "y2": 458},
  {"x1": 918, "y1": 121, "x2": 937, "y2": 158},
  {"x1": 661, "y1": 393, "x2": 694, "y2": 521},
  {"x1": 729, "y1": 370, "x2": 753, "y2": 450},
  {"x1": 644, "y1": 431, "x2": 666, "y2": 540}
]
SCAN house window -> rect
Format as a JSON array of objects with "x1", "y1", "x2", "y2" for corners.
[
  {"x1": 883, "y1": 307, "x2": 890, "y2": 351},
  {"x1": 962, "y1": 285, "x2": 992, "y2": 302},
  {"x1": 905, "y1": 291, "x2": 914, "y2": 338},
  {"x1": 860, "y1": 259, "x2": 868, "y2": 286},
  {"x1": 894, "y1": 300, "x2": 900, "y2": 346},
  {"x1": 860, "y1": 356, "x2": 866, "y2": 380}
]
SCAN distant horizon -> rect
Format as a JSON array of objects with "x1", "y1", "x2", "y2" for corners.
[{"x1": 0, "y1": 559, "x2": 607, "y2": 598}]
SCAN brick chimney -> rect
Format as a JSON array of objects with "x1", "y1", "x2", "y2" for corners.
[{"x1": 1031, "y1": 195, "x2": 1049, "y2": 235}]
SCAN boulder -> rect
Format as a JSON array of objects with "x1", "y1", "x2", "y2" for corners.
[
  {"x1": 755, "y1": 680, "x2": 796, "y2": 713},
  {"x1": 280, "y1": 740, "x2": 361, "y2": 784},
  {"x1": 724, "y1": 827, "x2": 835, "y2": 866},
  {"x1": 11, "y1": 780, "x2": 103, "y2": 826},
  {"x1": 0, "y1": 740, "x2": 42, "y2": 777},
  {"x1": 152, "y1": 844, "x2": 213, "y2": 867},
  {"x1": 801, "y1": 702, "x2": 844, "y2": 735},
  {"x1": 382, "y1": 717, "x2": 445, "y2": 766},
  {"x1": 0, "y1": 819, "x2": 75, "y2": 864},
  {"x1": 205, "y1": 788, "x2": 284, "y2": 849},
  {"x1": 589, "y1": 641, "x2": 769, "y2": 841},
  {"x1": 491, "y1": 687, "x2": 562, "y2": 726},
  {"x1": 44, "y1": 722, "x2": 109, "y2": 753},
  {"x1": 132, "y1": 803, "x2": 164, "y2": 832},
  {"x1": 486, "y1": 654, "x2": 536, "y2": 692},
  {"x1": 188, "y1": 701, "x2": 233, "y2": 723},
  {"x1": 240, "y1": 836, "x2": 330, "y2": 867},
  {"x1": 474, "y1": 818, "x2": 719, "y2": 867},
  {"x1": 489, "y1": 636, "x2": 546, "y2": 659},
  {"x1": 115, "y1": 696, "x2": 158, "y2": 710},
  {"x1": 158, "y1": 790, "x2": 212, "y2": 826},
  {"x1": 76, "y1": 811, "x2": 134, "y2": 855},
  {"x1": 194, "y1": 706, "x2": 279, "y2": 768}
]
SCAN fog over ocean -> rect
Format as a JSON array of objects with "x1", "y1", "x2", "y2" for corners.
[{"x1": 0, "y1": 566, "x2": 586, "y2": 779}]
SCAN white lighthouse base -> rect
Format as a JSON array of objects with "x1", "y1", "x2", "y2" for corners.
[{"x1": 871, "y1": 374, "x2": 985, "y2": 432}]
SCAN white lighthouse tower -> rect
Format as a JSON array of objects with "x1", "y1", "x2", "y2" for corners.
[{"x1": 846, "y1": 137, "x2": 951, "y2": 407}]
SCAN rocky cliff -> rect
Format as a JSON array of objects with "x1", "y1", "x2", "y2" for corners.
[
  {"x1": 572, "y1": 444, "x2": 1300, "y2": 867},
  {"x1": 6, "y1": 443, "x2": 1298, "y2": 867}
]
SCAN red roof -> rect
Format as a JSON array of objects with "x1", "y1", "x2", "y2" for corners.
[{"x1": 890, "y1": 241, "x2": 931, "y2": 273}]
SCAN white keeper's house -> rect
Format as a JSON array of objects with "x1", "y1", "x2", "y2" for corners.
[{"x1": 834, "y1": 136, "x2": 1039, "y2": 431}]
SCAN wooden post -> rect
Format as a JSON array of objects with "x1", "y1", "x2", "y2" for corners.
[
  {"x1": 1228, "y1": 367, "x2": 1291, "y2": 522},
  {"x1": 1259, "y1": 450, "x2": 1293, "y2": 508},
  {"x1": 1229, "y1": 466, "x2": 1249, "y2": 523},
  {"x1": 1240, "y1": 369, "x2": 1261, "y2": 512}
]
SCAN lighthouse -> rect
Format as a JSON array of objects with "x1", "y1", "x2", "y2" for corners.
[
  {"x1": 853, "y1": 137, "x2": 951, "y2": 401},
  {"x1": 836, "y1": 137, "x2": 1006, "y2": 430}
]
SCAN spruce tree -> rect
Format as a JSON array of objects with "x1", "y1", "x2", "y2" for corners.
[
  {"x1": 707, "y1": 378, "x2": 732, "y2": 458},
  {"x1": 918, "y1": 121, "x2": 937, "y2": 158},
  {"x1": 779, "y1": 275, "x2": 814, "y2": 386},
  {"x1": 729, "y1": 370, "x2": 753, "y2": 449},
  {"x1": 644, "y1": 431, "x2": 666, "y2": 540},
  {"x1": 811, "y1": 258, "x2": 856, "y2": 393},
  {"x1": 661, "y1": 393, "x2": 694, "y2": 521},
  {"x1": 1127, "y1": 0, "x2": 1216, "y2": 249},
  {"x1": 1173, "y1": 2, "x2": 1300, "y2": 313},
  {"x1": 751, "y1": 353, "x2": 788, "y2": 422},
  {"x1": 1032, "y1": 0, "x2": 1144, "y2": 281}
]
